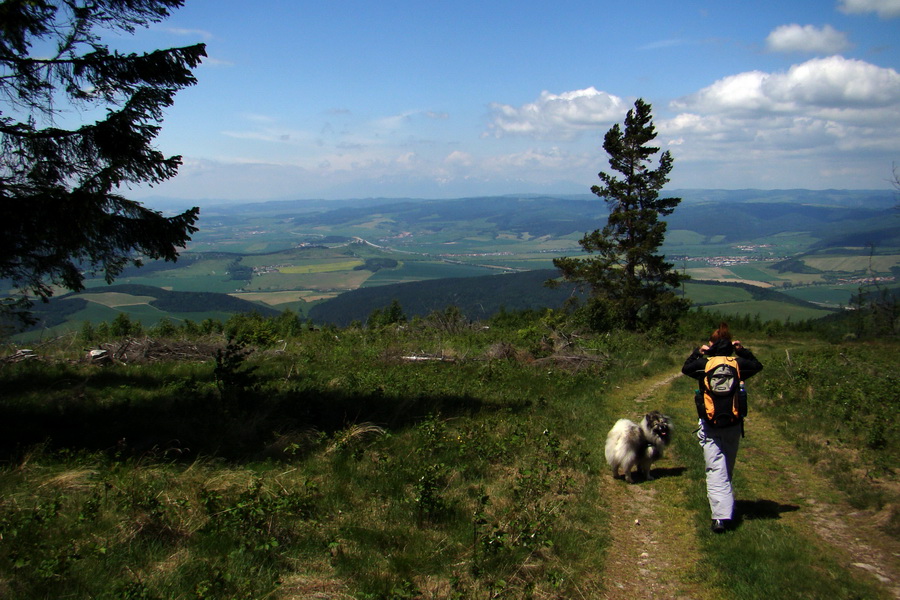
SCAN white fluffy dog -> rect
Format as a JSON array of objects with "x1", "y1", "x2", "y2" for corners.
[{"x1": 605, "y1": 411, "x2": 673, "y2": 483}]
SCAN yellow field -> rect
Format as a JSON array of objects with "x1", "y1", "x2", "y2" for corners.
[
  {"x1": 278, "y1": 259, "x2": 365, "y2": 274},
  {"x1": 79, "y1": 292, "x2": 155, "y2": 307},
  {"x1": 231, "y1": 291, "x2": 338, "y2": 305},
  {"x1": 803, "y1": 255, "x2": 900, "y2": 273},
  {"x1": 685, "y1": 267, "x2": 774, "y2": 288},
  {"x1": 686, "y1": 267, "x2": 736, "y2": 279},
  {"x1": 249, "y1": 270, "x2": 371, "y2": 292}
]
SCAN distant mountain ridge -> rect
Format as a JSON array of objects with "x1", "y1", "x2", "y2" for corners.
[
  {"x1": 211, "y1": 190, "x2": 898, "y2": 248},
  {"x1": 147, "y1": 188, "x2": 897, "y2": 215}
]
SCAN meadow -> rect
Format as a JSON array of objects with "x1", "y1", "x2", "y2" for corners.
[{"x1": 0, "y1": 306, "x2": 897, "y2": 599}]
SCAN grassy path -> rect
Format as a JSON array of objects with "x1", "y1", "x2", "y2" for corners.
[{"x1": 594, "y1": 366, "x2": 900, "y2": 600}]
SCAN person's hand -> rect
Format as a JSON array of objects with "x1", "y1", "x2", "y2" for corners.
[
  {"x1": 700, "y1": 344, "x2": 710, "y2": 354},
  {"x1": 733, "y1": 340, "x2": 743, "y2": 349}
]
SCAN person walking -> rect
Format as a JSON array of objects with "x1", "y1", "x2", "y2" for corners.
[{"x1": 682, "y1": 322, "x2": 763, "y2": 533}]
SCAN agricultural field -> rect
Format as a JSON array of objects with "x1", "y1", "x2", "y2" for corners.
[
  {"x1": 779, "y1": 284, "x2": 859, "y2": 308},
  {"x1": 704, "y1": 299, "x2": 834, "y2": 321},
  {"x1": 682, "y1": 282, "x2": 754, "y2": 305},
  {"x1": 6, "y1": 192, "x2": 898, "y2": 335},
  {"x1": 802, "y1": 254, "x2": 900, "y2": 273},
  {"x1": 362, "y1": 260, "x2": 498, "y2": 286}
]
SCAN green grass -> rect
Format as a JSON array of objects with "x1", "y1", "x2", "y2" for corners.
[
  {"x1": 0, "y1": 326, "x2": 625, "y2": 599},
  {"x1": 666, "y1": 374, "x2": 892, "y2": 600},
  {"x1": 2, "y1": 315, "x2": 897, "y2": 599},
  {"x1": 756, "y1": 342, "x2": 899, "y2": 520}
]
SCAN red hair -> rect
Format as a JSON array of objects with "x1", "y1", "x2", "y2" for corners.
[{"x1": 710, "y1": 322, "x2": 731, "y2": 343}]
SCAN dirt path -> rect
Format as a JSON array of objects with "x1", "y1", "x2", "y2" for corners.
[
  {"x1": 596, "y1": 368, "x2": 900, "y2": 599},
  {"x1": 738, "y1": 410, "x2": 900, "y2": 598},
  {"x1": 597, "y1": 371, "x2": 708, "y2": 600}
]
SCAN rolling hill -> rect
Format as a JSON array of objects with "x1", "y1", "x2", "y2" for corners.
[{"x1": 6, "y1": 189, "x2": 897, "y2": 338}]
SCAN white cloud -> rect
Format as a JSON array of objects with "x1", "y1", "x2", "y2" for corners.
[
  {"x1": 444, "y1": 150, "x2": 474, "y2": 167},
  {"x1": 486, "y1": 87, "x2": 628, "y2": 139},
  {"x1": 838, "y1": 0, "x2": 900, "y2": 18},
  {"x1": 638, "y1": 39, "x2": 689, "y2": 51},
  {"x1": 662, "y1": 56, "x2": 900, "y2": 187},
  {"x1": 165, "y1": 27, "x2": 214, "y2": 40},
  {"x1": 765, "y1": 24, "x2": 851, "y2": 54},
  {"x1": 672, "y1": 56, "x2": 900, "y2": 115}
]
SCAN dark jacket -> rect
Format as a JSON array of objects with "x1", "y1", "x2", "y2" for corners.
[{"x1": 681, "y1": 339, "x2": 763, "y2": 382}]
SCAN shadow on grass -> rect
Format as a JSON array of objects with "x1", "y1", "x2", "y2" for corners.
[
  {"x1": 0, "y1": 375, "x2": 497, "y2": 462},
  {"x1": 650, "y1": 466, "x2": 687, "y2": 480},
  {"x1": 610, "y1": 466, "x2": 687, "y2": 484},
  {"x1": 735, "y1": 499, "x2": 801, "y2": 525}
]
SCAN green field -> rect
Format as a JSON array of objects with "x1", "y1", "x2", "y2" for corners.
[
  {"x1": 363, "y1": 260, "x2": 496, "y2": 286},
  {"x1": 278, "y1": 259, "x2": 365, "y2": 274},
  {"x1": 704, "y1": 299, "x2": 833, "y2": 321},
  {"x1": 248, "y1": 269, "x2": 372, "y2": 292},
  {"x1": 780, "y1": 284, "x2": 858, "y2": 307},
  {"x1": 94, "y1": 275, "x2": 242, "y2": 294},
  {"x1": 682, "y1": 282, "x2": 753, "y2": 305},
  {"x1": 803, "y1": 254, "x2": 900, "y2": 273},
  {"x1": 727, "y1": 264, "x2": 783, "y2": 282}
]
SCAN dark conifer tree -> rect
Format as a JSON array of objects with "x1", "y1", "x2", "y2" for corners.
[
  {"x1": 552, "y1": 99, "x2": 689, "y2": 331},
  {"x1": 0, "y1": 0, "x2": 205, "y2": 323}
]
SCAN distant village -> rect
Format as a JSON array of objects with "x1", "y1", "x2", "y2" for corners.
[{"x1": 672, "y1": 244, "x2": 778, "y2": 268}]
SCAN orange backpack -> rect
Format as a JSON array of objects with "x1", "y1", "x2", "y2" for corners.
[{"x1": 694, "y1": 355, "x2": 747, "y2": 427}]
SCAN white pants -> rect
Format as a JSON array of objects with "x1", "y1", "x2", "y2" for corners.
[{"x1": 697, "y1": 419, "x2": 742, "y2": 520}]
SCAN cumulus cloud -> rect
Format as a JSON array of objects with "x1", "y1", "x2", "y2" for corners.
[
  {"x1": 765, "y1": 24, "x2": 851, "y2": 54},
  {"x1": 444, "y1": 150, "x2": 474, "y2": 167},
  {"x1": 662, "y1": 55, "x2": 900, "y2": 186},
  {"x1": 672, "y1": 56, "x2": 900, "y2": 115},
  {"x1": 838, "y1": 0, "x2": 900, "y2": 18},
  {"x1": 486, "y1": 87, "x2": 628, "y2": 139}
]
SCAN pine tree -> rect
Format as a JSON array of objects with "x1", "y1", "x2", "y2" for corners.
[
  {"x1": 552, "y1": 99, "x2": 689, "y2": 331},
  {"x1": 0, "y1": 0, "x2": 205, "y2": 323}
]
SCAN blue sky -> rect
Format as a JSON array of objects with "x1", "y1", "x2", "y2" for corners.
[{"x1": 122, "y1": 0, "x2": 900, "y2": 202}]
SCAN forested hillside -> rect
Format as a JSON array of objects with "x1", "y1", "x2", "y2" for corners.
[
  {"x1": 307, "y1": 270, "x2": 831, "y2": 326},
  {"x1": 308, "y1": 269, "x2": 582, "y2": 325}
]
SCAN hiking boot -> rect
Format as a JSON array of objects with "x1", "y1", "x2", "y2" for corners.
[{"x1": 711, "y1": 519, "x2": 728, "y2": 533}]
